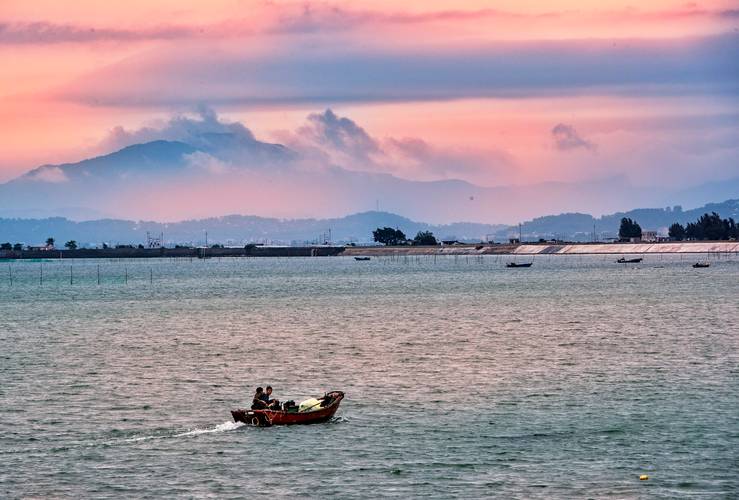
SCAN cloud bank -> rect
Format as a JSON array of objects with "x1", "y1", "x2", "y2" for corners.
[
  {"x1": 2, "y1": 4, "x2": 738, "y2": 45},
  {"x1": 54, "y1": 34, "x2": 739, "y2": 109},
  {"x1": 0, "y1": 21, "x2": 198, "y2": 44},
  {"x1": 99, "y1": 106, "x2": 256, "y2": 151},
  {"x1": 277, "y1": 109, "x2": 508, "y2": 183}
]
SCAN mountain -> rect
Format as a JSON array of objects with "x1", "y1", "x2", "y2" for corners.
[
  {"x1": 0, "y1": 135, "x2": 297, "y2": 220},
  {"x1": 2, "y1": 122, "x2": 736, "y2": 224},
  {"x1": 0, "y1": 212, "x2": 506, "y2": 246},
  {"x1": 20, "y1": 141, "x2": 198, "y2": 181},
  {"x1": 0, "y1": 132, "x2": 719, "y2": 224},
  {"x1": 503, "y1": 199, "x2": 739, "y2": 241},
  {"x1": 2, "y1": 200, "x2": 736, "y2": 246}
]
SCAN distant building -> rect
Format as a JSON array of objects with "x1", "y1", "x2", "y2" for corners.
[
  {"x1": 509, "y1": 238, "x2": 520, "y2": 244},
  {"x1": 641, "y1": 231, "x2": 658, "y2": 242},
  {"x1": 27, "y1": 243, "x2": 54, "y2": 251}
]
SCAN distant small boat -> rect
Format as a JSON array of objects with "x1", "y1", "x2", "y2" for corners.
[
  {"x1": 692, "y1": 262, "x2": 710, "y2": 268},
  {"x1": 354, "y1": 256, "x2": 371, "y2": 261},
  {"x1": 617, "y1": 257, "x2": 642, "y2": 263},
  {"x1": 506, "y1": 262, "x2": 532, "y2": 268}
]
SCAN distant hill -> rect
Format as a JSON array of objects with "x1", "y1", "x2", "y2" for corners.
[
  {"x1": 503, "y1": 199, "x2": 739, "y2": 241},
  {"x1": 2, "y1": 199, "x2": 736, "y2": 246},
  {"x1": 3, "y1": 120, "x2": 736, "y2": 224},
  {"x1": 0, "y1": 212, "x2": 505, "y2": 247}
]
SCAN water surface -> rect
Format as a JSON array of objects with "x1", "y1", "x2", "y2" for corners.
[{"x1": 1, "y1": 255, "x2": 737, "y2": 498}]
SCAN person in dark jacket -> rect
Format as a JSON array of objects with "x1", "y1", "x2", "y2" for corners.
[{"x1": 252, "y1": 387, "x2": 268, "y2": 409}]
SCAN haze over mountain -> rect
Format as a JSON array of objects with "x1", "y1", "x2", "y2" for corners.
[
  {"x1": 2, "y1": 199, "x2": 736, "y2": 246},
  {"x1": 1, "y1": 109, "x2": 737, "y2": 225},
  {"x1": 0, "y1": 211, "x2": 505, "y2": 246},
  {"x1": 519, "y1": 199, "x2": 739, "y2": 241}
]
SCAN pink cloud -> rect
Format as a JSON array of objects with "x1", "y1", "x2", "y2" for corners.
[
  {"x1": 1, "y1": 3, "x2": 735, "y2": 45},
  {"x1": 276, "y1": 109, "x2": 510, "y2": 184},
  {"x1": 0, "y1": 21, "x2": 201, "y2": 44}
]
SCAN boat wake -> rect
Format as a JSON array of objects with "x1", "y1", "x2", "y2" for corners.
[
  {"x1": 121, "y1": 421, "x2": 245, "y2": 443},
  {"x1": 173, "y1": 420, "x2": 245, "y2": 438},
  {"x1": 2, "y1": 421, "x2": 247, "y2": 458}
]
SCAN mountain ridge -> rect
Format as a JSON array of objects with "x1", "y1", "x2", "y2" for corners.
[
  {"x1": 2, "y1": 133, "x2": 737, "y2": 224},
  {"x1": 1, "y1": 199, "x2": 737, "y2": 246},
  {"x1": 518, "y1": 199, "x2": 739, "y2": 240}
]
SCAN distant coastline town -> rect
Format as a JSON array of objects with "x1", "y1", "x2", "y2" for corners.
[{"x1": 2, "y1": 210, "x2": 737, "y2": 259}]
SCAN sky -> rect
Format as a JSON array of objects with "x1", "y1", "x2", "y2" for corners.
[{"x1": 0, "y1": 0, "x2": 737, "y2": 221}]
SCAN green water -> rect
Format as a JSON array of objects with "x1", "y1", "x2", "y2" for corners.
[{"x1": 1, "y1": 255, "x2": 737, "y2": 498}]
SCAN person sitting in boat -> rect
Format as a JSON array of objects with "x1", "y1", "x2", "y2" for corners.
[
  {"x1": 251, "y1": 387, "x2": 269, "y2": 409},
  {"x1": 265, "y1": 386, "x2": 281, "y2": 410}
]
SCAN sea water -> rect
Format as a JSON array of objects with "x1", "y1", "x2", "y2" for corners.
[{"x1": 1, "y1": 255, "x2": 737, "y2": 498}]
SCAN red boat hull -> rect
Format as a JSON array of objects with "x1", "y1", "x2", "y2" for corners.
[{"x1": 231, "y1": 391, "x2": 344, "y2": 426}]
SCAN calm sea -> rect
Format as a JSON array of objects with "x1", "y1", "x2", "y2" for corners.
[{"x1": 1, "y1": 255, "x2": 737, "y2": 498}]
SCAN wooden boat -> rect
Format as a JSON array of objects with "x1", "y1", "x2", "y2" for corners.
[
  {"x1": 354, "y1": 256, "x2": 371, "y2": 261},
  {"x1": 231, "y1": 391, "x2": 344, "y2": 427},
  {"x1": 616, "y1": 257, "x2": 642, "y2": 263},
  {"x1": 692, "y1": 262, "x2": 710, "y2": 268},
  {"x1": 506, "y1": 262, "x2": 532, "y2": 268}
]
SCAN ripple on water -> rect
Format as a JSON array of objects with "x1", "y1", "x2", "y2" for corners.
[{"x1": 1, "y1": 255, "x2": 737, "y2": 497}]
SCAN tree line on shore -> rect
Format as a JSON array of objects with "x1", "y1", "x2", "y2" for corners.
[
  {"x1": 668, "y1": 212, "x2": 738, "y2": 241},
  {"x1": 0, "y1": 237, "x2": 146, "y2": 251},
  {"x1": 5, "y1": 213, "x2": 736, "y2": 251},
  {"x1": 381, "y1": 212, "x2": 737, "y2": 247},
  {"x1": 618, "y1": 212, "x2": 738, "y2": 241},
  {"x1": 372, "y1": 227, "x2": 439, "y2": 246},
  {"x1": 0, "y1": 237, "x2": 76, "y2": 251},
  {"x1": 618, "y1": 218, "x2": 643, "y2": 240}
]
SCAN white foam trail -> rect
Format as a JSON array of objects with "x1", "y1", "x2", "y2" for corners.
[
  {"x1": 120, "y1": 420, "x2": 244, "y2": 443},
  {"x1": 122, "y1": 435, "x2": 159, "y2": 443},
  {"x1": 173, "y1": 420, "x2": 244, "y2": 437}
]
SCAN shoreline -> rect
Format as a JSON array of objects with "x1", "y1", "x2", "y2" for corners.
[
  {"x1": 0, "y1": 246, "x2": 345, "y2": 260},
  {"x1": 1, "y1": 241, "x2": 737, "y2": 260},
  {"x1": 343, "y1": 241, "x2": 739, "y2": 256}
]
